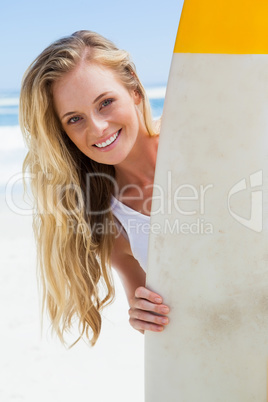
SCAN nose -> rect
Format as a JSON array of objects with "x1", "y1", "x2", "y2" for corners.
[{"x1": 86, "y1": 114, "x2": 109, "y2": 145}]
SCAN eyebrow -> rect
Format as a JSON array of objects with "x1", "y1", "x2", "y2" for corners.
[
  {"x1": 93, "y1": 91, "x2": 110, "y2": 104},
  {"x1": 61, "y1": 92, "x2": 111, "y2": 121}
]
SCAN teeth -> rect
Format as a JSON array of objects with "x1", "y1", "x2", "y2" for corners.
[{"x1": 95, "y1": 130, "x2": 120, "y2": 148}]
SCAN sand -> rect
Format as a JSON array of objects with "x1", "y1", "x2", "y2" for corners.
[{"x1": 0, "y1": 191, "x2": 144, "y2": 401}]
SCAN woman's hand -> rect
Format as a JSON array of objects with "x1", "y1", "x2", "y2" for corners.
[{"x1": 128, "y1": 286, "x2": 170, "y2": 333}]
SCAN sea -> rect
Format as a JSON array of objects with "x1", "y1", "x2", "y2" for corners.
[{"x1": 0, "y1": 86, "x2": 165, "y2": 192}]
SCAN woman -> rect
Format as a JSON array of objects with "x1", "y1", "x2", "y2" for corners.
[{"x1": 20, "y1": 30, "x2": 169, "y2": 347}]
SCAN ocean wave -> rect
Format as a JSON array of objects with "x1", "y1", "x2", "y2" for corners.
[
  {"x1": 0, "y1": 127, "x2": 27, "y2": 187},
  {"x1": 0, "y1": 151, "x2": 26, "y2": 188},
  {"x1": 0, "y1": 98, "x2": 19, "y2": 107},
  {"x1": 0, "y1": 86, "x2": 166, "y2": 108},
  {"x1": 146, "y1": 86, "x2": 166, "y2": 99},
  {"x1": 0, "y1": 108, "x2": 18, "y2": 115},
  {"x1": 0, "y1": 126, "x2": 26, "y2": 150}
]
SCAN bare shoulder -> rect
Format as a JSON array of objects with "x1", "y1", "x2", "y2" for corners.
[
  {"x1": 152, "y1": 117, "x2": 162, "y2": 134},
  {"x1": 111, "y1": 228, "x2": 133, "y2": 264},
  {"x1": 111, "y1": 230, "x2": 141, "y2": 276}
]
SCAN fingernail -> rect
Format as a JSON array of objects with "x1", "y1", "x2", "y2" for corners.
[
  {"x1": 161, "y1": 307, "x2": 169, "y2": 314},
  {"x1": 155, "y1": 297, "x2": 162, "y2": 303},
  {"x1": 161, "y1": 318, "x2": 168, "y2": 324}
]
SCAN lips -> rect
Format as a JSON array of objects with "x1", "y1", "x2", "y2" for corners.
[{"x1": 93, "y1": 129, "x2": 121, "y2": 149}]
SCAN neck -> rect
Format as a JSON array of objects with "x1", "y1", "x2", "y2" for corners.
[{"x1": 114, "y1": 130, "x2": 159, "y2": 194}]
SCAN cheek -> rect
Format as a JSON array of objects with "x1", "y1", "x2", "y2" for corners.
[
  {"x1": 64, "y1": 132, "x2": 87, "y2": 155},
  {"x1": 124, "y1": 105, "x2": 140, "y2": 126},
  {"x1": 64, "y1": 124, "x2": 86, "y2": 145}
]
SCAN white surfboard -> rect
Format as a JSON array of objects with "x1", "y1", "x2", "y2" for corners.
[{"x1": 145, "y1": 0, "x2": 268, "y2": 400}]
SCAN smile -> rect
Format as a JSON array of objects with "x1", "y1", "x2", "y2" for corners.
[{"x1": 94, "y1": 129, "x2": 121, "y2": 148}]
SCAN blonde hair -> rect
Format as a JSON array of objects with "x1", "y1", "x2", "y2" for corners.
[{"x1": 20, "y1": 30, "x2": 157, "y2": 347}]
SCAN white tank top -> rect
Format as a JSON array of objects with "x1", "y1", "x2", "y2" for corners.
[{"x1": 110, "y1": 195, "x2": 150, "y2": 272}]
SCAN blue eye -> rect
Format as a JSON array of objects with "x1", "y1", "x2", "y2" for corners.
[
  {"x1": 101, "y1": 98, "x2": 113, "y2": 108},
  {"x1": 68, "y1": 116, "x2": 80, "y2": 124}
]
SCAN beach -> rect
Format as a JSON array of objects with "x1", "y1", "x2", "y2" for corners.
[
  {"x1": 0, "y1": 88, "x2": 165, "y2": 401},
  {"x1": 0, "y1": 196, "x2": 144, "y2": 401}
]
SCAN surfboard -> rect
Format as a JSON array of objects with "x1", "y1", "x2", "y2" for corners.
[{"x1": 145, "y1": 1, "x2": 268, "y2": 401}]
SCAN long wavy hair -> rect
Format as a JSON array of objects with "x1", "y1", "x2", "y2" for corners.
[{"x1": 19, "y1": 30, "x2": 157, "y2": 347}]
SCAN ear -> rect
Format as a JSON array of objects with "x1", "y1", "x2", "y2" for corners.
[{"x1": 132, "y1": 89, "x2": 142, "y2": 105}]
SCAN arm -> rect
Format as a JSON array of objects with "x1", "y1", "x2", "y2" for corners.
[{"x1": 111, "y1": 230, "x2": 169, "y2": 333}]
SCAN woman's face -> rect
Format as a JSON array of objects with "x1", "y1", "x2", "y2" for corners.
[{"x1": 53, "y1": 62, "x2": 143, "y2": 165}]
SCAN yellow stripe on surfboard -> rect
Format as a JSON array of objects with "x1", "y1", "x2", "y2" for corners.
[{"x1": 175, "y1": 0, "x2": 268, "y2": 54}]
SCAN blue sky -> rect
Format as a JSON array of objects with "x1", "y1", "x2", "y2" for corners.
[{"x1": 0, "y1": 0, "x2": 184, "y2": 90}]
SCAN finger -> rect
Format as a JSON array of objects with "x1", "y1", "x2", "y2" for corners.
[
  {"x1": 131, "y1": 299, "x2": 170, "y2": 315},
  {"x1": 134, "y1": 286, "x2": 164, "y2": 304},
  {"x1": 129, "y1": 317, "x2": 165, "y2": 333},
  {"x1": 129, "y1": 309, "x2": 169, "y2": 326}
]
